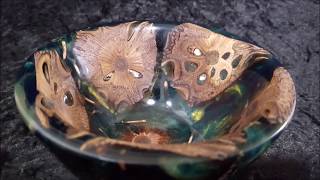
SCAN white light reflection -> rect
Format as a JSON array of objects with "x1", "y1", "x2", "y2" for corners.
[
  {"x1": 146, "y1": 99, "x2": 156, "y2": 105},
  {"x1": 166, "y1": 100, "x2": 172, "y2": 107},
  {"x1": 74, "y1": 64, "x2": 81, "y2": 75}
]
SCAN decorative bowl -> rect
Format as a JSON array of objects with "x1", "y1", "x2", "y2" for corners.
[{"x1": 15, "y1": 21, "x2": 296, "y2": 179}]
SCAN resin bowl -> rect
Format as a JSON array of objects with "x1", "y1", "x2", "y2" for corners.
[{"x1": 15, "y1": 21, "x2": 296, "y2": 179}]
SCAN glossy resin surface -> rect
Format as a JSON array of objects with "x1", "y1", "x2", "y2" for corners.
[{"x1": 15, "y1": 21, "x2": 296, "y2": 179}]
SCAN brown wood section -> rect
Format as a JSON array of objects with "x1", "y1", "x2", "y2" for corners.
[
  {"x1": 225, "y1": 67, "x2": 296, "y2": 140},
  {"x1": 80, "y1": 137, "x2": 238, "y2": 160},
  {"x1": 34, "y1": 49, "x2": 90, "y2": 132},
  {"x1": 162, "y1": 23, "x2": 271, "y2": 106},
  {"x1": 73, "y1": 21, "x2": 157, "y2": 111}
]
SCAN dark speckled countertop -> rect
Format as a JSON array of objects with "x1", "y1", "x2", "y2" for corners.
[{"x1": 0, "y1": 0, "x2": 319, "y2": 179}]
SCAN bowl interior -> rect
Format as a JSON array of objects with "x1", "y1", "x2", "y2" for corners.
[{"x1": 15, "y1": 22, "x2": 296, "y2": 164}]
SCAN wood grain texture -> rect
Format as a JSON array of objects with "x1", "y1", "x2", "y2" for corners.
[
  {"x1": 80, "y1": 137, "x2": 238, "y2": 160},
  {"x1": 34, "y1": 49, "x2": 90, "y2": 132},
  {"x1": 73, "y1": 21, "x2": 157, "y2": 110},
  {"x1": 162, "y1": 23, "x2": 270, "y2": 106},
  {"x1": 225, "y1": 67, "x2": 296, "y2": 141}
]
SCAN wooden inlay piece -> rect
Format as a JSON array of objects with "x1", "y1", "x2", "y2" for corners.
[
  {"x1": 73, "y1": 21, "x2": 157, "y2": 110},
  {"x1": 162, "y1": 23, "x2": 271, "y2": 105},
  {"x1": 34, "y1": 49, "x2": 90, "y2": 132}
]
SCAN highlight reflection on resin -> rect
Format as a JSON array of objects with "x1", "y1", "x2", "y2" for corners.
[{"x1": 16, "y1": 21, "x2": 296, "y2": 179}]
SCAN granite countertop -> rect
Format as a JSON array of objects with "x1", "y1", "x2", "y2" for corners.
[{"x1": 1, "y1": 0, "x2": 319, "y2": 179}]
